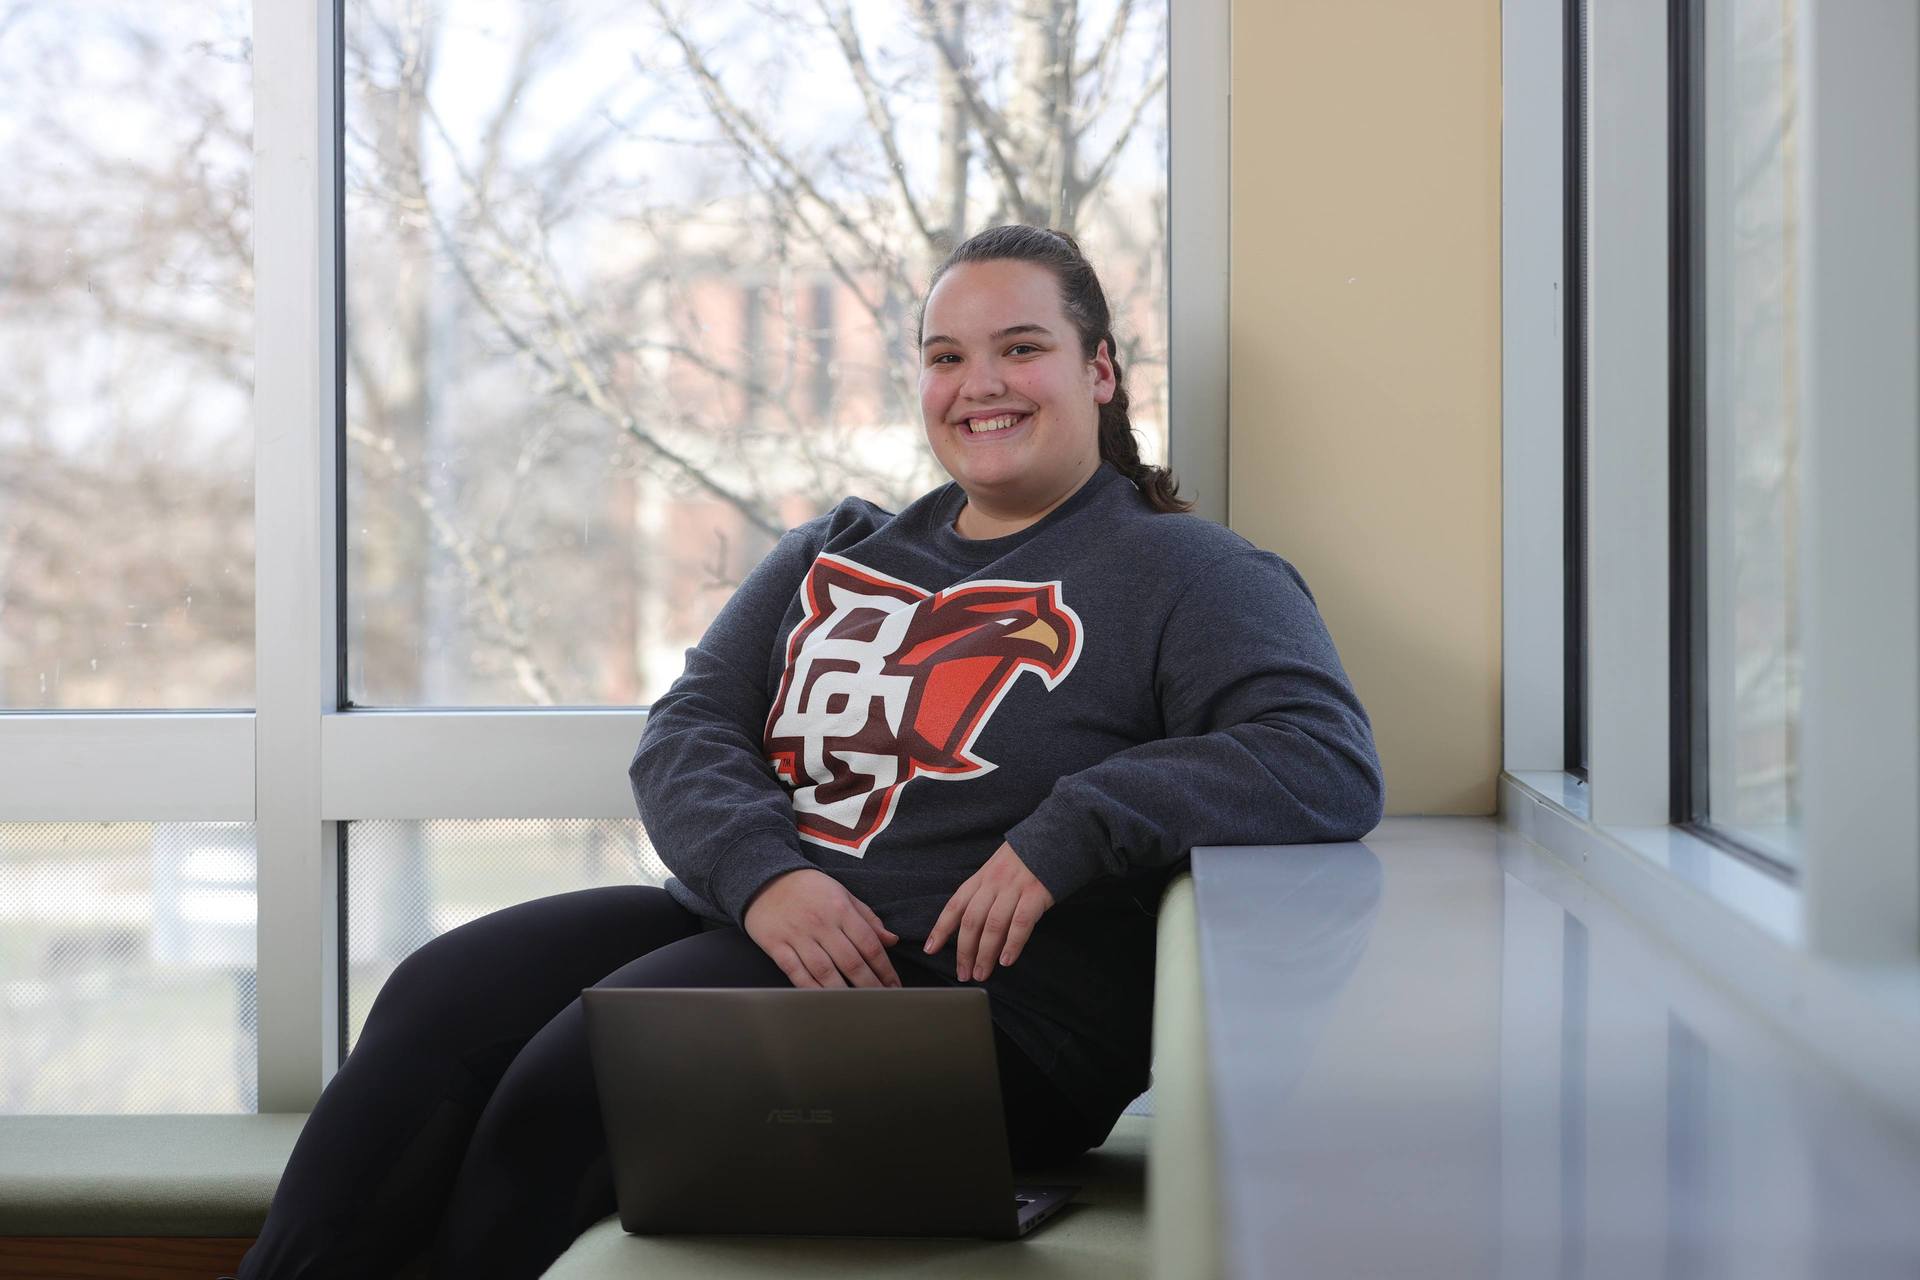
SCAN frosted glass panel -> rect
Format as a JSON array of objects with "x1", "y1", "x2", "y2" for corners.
[
  {"x1": 345, "y1": 817, "x2": 666, "y2": 1052},
  {"x1": 0, "y1": 822, "x2": 257, "y2": 1114}
]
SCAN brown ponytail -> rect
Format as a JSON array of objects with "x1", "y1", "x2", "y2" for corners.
[{"x1": 920, "y1": 225, "x2": 1193, "y2": 514}]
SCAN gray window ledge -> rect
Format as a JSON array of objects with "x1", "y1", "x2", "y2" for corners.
[{"x1": 1191, "y1": 818, "x2": 1920, "y2": 1279}]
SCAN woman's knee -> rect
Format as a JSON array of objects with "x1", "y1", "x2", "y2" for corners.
[
  {"x1": 361, "y1": 884, "x2": 694, "y2": 1043},
  {"x1": 586, "y1": 922, "x2": 790, "y2": 991}
]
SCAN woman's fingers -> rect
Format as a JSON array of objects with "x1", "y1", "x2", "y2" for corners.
[
  {"x1": 798, "y1": 938, "x2": 849, "y2": 988},
  {"x1": 776, "y1": 923, "x2": 897, "y2": 989},
  {"x1": 839, "y1": 896, "x2": 901, "y2": 986},
  {"x1": 774, "y1": 942, "x2": 815, "y2": 989},
  {"x1": 925, "y1": 878, "x2": 974, "y2": 956},
  {"x1": 844, "y1": 917, "x2": 902, "y2": 987},
  {"x1": 953, "y1": 884, "x2": 998, "y2": 981},
  {"x1": 998, "y1": 890, "x2": 1047, "y2": 969},
  {"x1": 853, "y1": 897, "x2": 899, "y2": 945},
  {"x1": 924, "y1": 844, "x2": 1055, "y2": 978},
  {"x1": 824, "y1": 925, "x2": 893, "y2": 989},
  {"x1": 970, "y1": 885, "x2": 1026, "y2": 981}
]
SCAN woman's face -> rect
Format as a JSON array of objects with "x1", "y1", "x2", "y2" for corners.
[{"x1": 918, "y1": 258, "x2": 1115, "y2": 513}]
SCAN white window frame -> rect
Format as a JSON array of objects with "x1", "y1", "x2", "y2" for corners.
[
  {"x1": 0, "y1": 0, "x2": 1228, "y2": 1111},
  {"x1": 1500, "y1": 0, "x2": 1919, "y2": 1126}
]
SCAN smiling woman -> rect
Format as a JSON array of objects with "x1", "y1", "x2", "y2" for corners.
[
  {"x1": 616, "y1": 222, "x2": 1381, "y2": 1216},
  {"x1": 919, "y1": 226, "x2": 1190, "y2": 542},
  {"x1": 615, "y1": 221, "x2": 1382, "y2": 1180},
  {"x1": 238, "y1": 211, "x2": 1380, "y2": 1273},
  {"x1": 919, "y1": 256, "x2": 1115, "y2": 539}
]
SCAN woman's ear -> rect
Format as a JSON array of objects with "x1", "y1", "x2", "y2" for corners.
[{"x1": 1090, "y1": 339, "x2": 1117, "y2": 405}]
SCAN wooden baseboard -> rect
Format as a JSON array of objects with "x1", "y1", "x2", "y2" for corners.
[{"x1": 0, "y1": 1236, "x2": 253, "y2": 1279}]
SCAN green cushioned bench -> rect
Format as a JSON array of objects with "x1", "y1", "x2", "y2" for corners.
[
  {"x1": 0, "y1": 1114, "x2": 306, "y2": 1239},
  {"x1": 544, "y1": 1114, "x2": 1150, "y2": 1280},
  {"x1": 0, "y1": 874, "x2": 1212, "y2": 1280},
  {"x1": 0, "y1": 1113, "x2": 305, "y2": 1276}
]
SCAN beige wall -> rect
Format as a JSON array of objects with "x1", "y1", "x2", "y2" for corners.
[{"x1": 1229, "y1": 0, "x2": 1503, "y2": 816}]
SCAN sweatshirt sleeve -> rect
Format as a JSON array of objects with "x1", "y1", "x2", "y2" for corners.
[
  {"x1": 1004, "y1": 548, "x2": 1386, "y2": 905},
  {"x1": 627, "y1": 524, "x2": 822, "y2": 926}
]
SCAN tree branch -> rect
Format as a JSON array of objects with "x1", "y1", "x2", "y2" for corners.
[
  {"x1": 616, "y1": 44, "x2": 903, "y2": 352},
  {"x1": 816, "y1": 0, "x2": 940, "y2": 252},
  {"x1": 910, "y1": 0, "x2": 1033, "y2": 222},
  {"x1": 1072, "y1": 65, "x2": 1166, "y2": 216},
  {"x1": 474, "y1": 8, "x2": 561, "y2": 201},
  {"x1": 1076, "y1": 0, "x2": 1135, "y2": 85},
  {"x1": 346, "y1": 418, "x2": 562, "y2": 704},
  {"x1": 404, "y1": 153, "x2": 788, "y2": 538},
  {"x1": 646, "y1": 0, "x2": 918, "y2": 304}
]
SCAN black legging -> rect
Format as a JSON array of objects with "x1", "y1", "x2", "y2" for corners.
[{"x1": 236, "y1": 884, "x2": 1099, "y2": 1280}]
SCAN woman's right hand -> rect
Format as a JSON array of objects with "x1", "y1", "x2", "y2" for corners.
[{"x1": 742, "y1": 868, "x2": 903, "y2": 989}]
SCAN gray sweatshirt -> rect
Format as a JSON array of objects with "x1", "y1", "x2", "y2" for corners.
[{"x1": 628, "y1": 461, "x2": 1385, "y2": 1134}]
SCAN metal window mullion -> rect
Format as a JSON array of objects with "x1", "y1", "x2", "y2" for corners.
[
  {"x1": 1565, "y1": 0, "x2": 1591, "y2": 782},
  {"x1": 1501, "y1": 0, "x2": 1567, "y2": 773},
  {"x1": 1584, "y1": 0, "x2": 1673, "y2": 828},
  {"x1": 0, "y1": 714, "x2": 254, "y2": 819},
  {"x1": 253, "y1": 0, "x2": 343, "y2": 1111},
  {"x1": 1797, "y1": 0, "x2": 1920, "y2": 961},
  {"x1": 1668, "y1": 0, "x2": 1709, "y2": 831},
  {"x1": 1169, "y1": 0, "x2": 1229, "y2": 525},
  {"x1": 322, "y1": 711, "x2": 651, "y2": 818}
]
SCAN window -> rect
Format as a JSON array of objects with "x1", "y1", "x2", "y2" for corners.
[
  {"x1": 341, "y1": 0, "x2": 1172, "y2": 709},
  {"x1": 1, "y1": 0, "x2": 1216, "y2": 1113},
  {"x1": 0, "y1": 2, "x2": 257, "y2": 1116},
  {"x1": 1507, "y1": 0, "x2": 1916, "y2": 968},
  {"x1": 344, "y1": 818, "x2": 665, "y2": 1054},
  {"x1": 1673, "y1": 0, "x2": 1803, "y2": 870},
  {"x1": 0, "y1": 822, "x2": 258, "y2": 1113},
  {"x1": 0, "y1": 1, "x2": 255, "y2": 710}
]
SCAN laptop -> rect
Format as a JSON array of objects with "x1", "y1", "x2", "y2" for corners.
[{"x1": 581, "y1": 986, "x2": 1079, "y2": 1239}]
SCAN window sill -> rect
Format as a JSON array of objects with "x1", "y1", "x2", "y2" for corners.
[
  {"x1": 1500, "y1": 770, "x2": 1920, "y2": 1130},
  {"x1": 1507, "y1": 769, "x2": 1796, "y2": 944},
  {"x1": 1506, "y1": 767, "x2": 1590, "y2": 822}
]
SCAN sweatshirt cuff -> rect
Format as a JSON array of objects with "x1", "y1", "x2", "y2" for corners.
[
  {"x1": 705, "y1": 829, "x2": 816, "y2": 926},
  {"x1": 1005, "y1": 801, "x2": 1113, "y2": 906}
]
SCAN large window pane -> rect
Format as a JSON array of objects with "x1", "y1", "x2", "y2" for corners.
[
  {"x1": 1701, "y1": 0, "x2": 1802, "y2": 867},
  {"x1": 0, "y1": 822, "x2": 257, "y2": 1114},
  {"x1": 0, "y1": 3, "x2": 255, "y2": 710},
  {"x1": 344, "y1": 817, "x2": 666, "y2": 1052},
  {"x1": 344, "y1": 0, "x2": 1169, "y2": 707}
]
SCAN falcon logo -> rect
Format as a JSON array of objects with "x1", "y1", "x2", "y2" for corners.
[{"x1": 764, "y1": 553, "x2": 1082, "y2": 856}]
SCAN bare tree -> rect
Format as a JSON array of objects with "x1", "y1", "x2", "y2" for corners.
[
  {"x1": 0, "y1": 3, "x2": 255, "y2": 709},
  {"x1": 0, "y1": 0, "x2": 1170, "y2": 713}
]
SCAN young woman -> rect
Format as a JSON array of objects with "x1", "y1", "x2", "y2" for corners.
[{"x1": 234, "y1": 225, "x2": 1385, "y2": 1279}]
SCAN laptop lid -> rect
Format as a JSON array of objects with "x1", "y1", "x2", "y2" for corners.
[{"x1": 581, "y1": 987, "x2": 1072, "y2": 1239}]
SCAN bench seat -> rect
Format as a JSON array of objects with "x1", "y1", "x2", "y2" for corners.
[
  {"x1": 0, "y1": 1113, "x2": 1147, "y2": 1279},
  {"x1": 0, "y1": 873, "x2": 1197, "y2": 1278},
  {"x1": 543, "y1": 1114, "x2": 1148, "y2": 1279},
  {"x1": 0, "y1": 1113, "x2": 306, "y2": 1238}
]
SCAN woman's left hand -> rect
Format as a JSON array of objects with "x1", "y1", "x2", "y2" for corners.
[{"x1": 924, "y1": 841, "x2": 1055, "y2": 981}]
